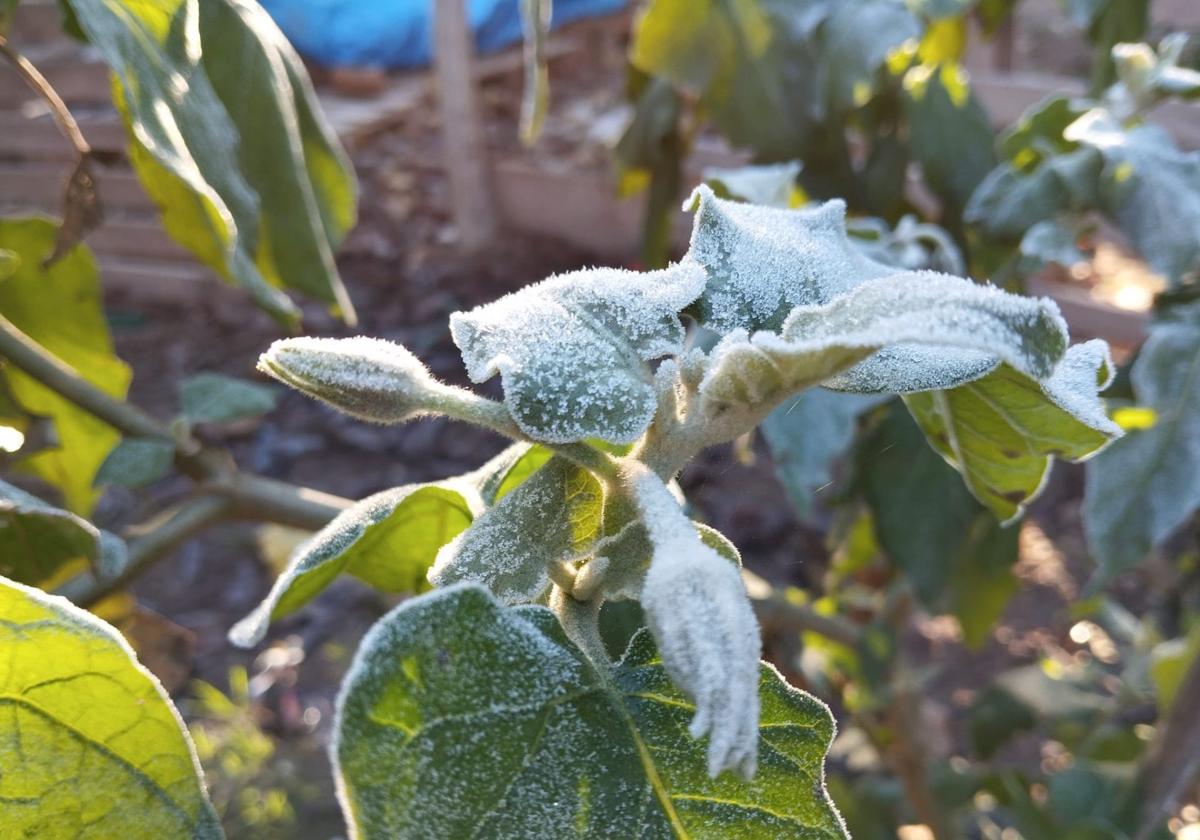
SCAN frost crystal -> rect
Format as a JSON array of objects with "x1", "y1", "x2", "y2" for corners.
[
  {"x1": 683, "y1": 184, "x2": 890, "y2": 333},
  {"x1": 699, "y1": 272, "x2": 1069, "y2": 415},
  {"x1": 258, "y1": 336, "x2": 438, "y2": 424},
  {"x1": 449, "y1": 262, "x2": 706, "y2": 443},
  {"x1": 628, "y1": 466, "x2": 762, "y2": 779}
]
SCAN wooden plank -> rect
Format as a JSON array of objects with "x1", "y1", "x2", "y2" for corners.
[
  {"x1": 432, "y1": 0, "x2": 497, "y2": 250},
  {"x1": 0, "y1": 48, "x2": 110, "y2": 107},
  {"x1": 1026, "y1": 274, "x2": 1147, "y2": 347},
  {"x1": 0, "y1": 112, "x2": 126, "y2": 159},
  {"x1": 8, "y1": 1, "x2": 64, "y2": 45},
  {"x1": 0, "y1": 163, "x2": 156, "y2": 213},
  {"x1": 87, "y1": 222, "x2": 190, "y2": 262}
]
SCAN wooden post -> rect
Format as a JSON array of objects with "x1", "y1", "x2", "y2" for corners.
[{"x1": 433, "y1": 0, "x2": 498, "y2": 250}]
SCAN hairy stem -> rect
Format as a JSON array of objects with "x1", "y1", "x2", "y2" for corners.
[
  {"x1": 549, "y1": 585, "x2": 610, "y2": 666},
  {"x1": 0, "y1": 34, "x2": 91, "y2": 157}
]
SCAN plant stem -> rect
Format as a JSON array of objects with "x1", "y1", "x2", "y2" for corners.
[
  {"x1": 743, "y1": 570, "x2": 862, "y2": 648},
  {"x1": 549, "y1": 585, "x2": 611, "y2": 666},
  {"x1": 63, "y1": 494, "x2": 234, "y2": 607},
  {"x1": 1133, "y1": 648, "x2": 1200, "y2": 840},
  {"x1": 0, "y1": 34, "x2": 91, "y2": 157}
]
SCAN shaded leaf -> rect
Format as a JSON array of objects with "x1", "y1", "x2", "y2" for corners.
[
  {"x1": 1084, "y1": 321, "x2": 1200, "y2": 580},
  {"x1": 230, "y1": 480, "x2": 479, "y2": 647},
  {"x1": 859, "y1": 402, "x2": 1018, "y2": 643},
  {"x1": 0, "y1": 478, "x2": 127, "y2": 585},
  {"x1": 428, "y1": 457, "x2": 603, "y2": 603},
  {"x1": 0, "y1": 575, "x2": 220, "y2": 837},
  {"x1": 45, "y1": 155, "x2": 103, "y2": 266},
  {"x1": 334, "y1": 584, "x2": 847, "y2": 839},
  {"x1": 95, "y1": 436, "x2": 175, "y2": 488},
  {"x1": 762, "y1": 390, "x2": 887, "y2": 520},
  {"x1": 0, "y1": 217, "x2": 131, "y2": 514},
  {"x1": 450, "y1": 263, "x2": 705, "y2": 442},
  {"x1": 180, "y1": 372, "x2": 276, "y2": 425},
  {"x1": 905, "y1": 340, "x2": 1120, "y2": 522}
]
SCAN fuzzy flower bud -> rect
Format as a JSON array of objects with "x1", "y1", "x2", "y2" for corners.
[
  {"x1": 258, "y1": 336, "x2": 440, "y2": 424},
  {"x1": 627, "y1": 465, "x2": 762, "y2": 779}
]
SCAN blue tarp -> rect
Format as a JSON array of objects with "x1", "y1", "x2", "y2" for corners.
[{"x1": 260, "y1": 0, "x2": 628, "y2": 70}]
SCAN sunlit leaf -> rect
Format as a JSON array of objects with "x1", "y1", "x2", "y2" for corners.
[{"x1": 0, "y1": 575, "x2": 220, "y2": 837}]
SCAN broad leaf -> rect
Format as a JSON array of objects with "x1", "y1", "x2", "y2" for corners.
[
  {"x1": 66, "y1": 0, "x2": 356, "y2": 325},
  {"x1": 428, "y1": 457, "x2": 603, "y2": 603},
  {"x1": 858, "y1": 403, "x2": 1019, "y2": 647},
  {"x1": 823, "y1": 0, "x2": 919, "y2": 111},
  {"x1": 230, "y1": 481, "x2": 479, "y2": 647},
  {"x1": 180, "y1": 372, "x2": 276, "y2": 425},
  {"x1": 629, "y1": 0, "x2": 817, "y2": 159},
  {"x1": 0, "y1": 479, "x2": 126, "y2": 585},
  {"x1": 476, "y1": 442, "x2": 554, "y2": 505},
  {"x1": 905, "y1": 340, "x2": 1120, "y2": 522},
  {"x1": 450, "y1": 263, "x2": 705, "y2": 442},
  {"x1": 698, "y1": 272, "x2": 1068, "y2": 418},
  {"x1": 1084, "y1": 321, "x2": 1200, "y2": 581},
  {"x1": 1065, "y1": 111, "x2": 1200, "y2": 285},
  {"x1": 334, "y1": 584, "x2": 847, "y2": 839},
  {"x1": 0, "y1": 575, "x2": 220, "y2": 837},
  {"x1": 95, "y1": 437, "x2": 175, "y2": 488},
  {"x1": 762, "y1": 391, "x2": 887, "y2": 521},
  {"x1": 0, "y1": 218, "x2": 131, "y2": 514},
  {"x1": 704, "y1": 161, "x2": 803, "y2": 207}
]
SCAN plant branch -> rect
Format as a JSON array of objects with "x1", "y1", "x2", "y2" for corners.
[
  {"x1": 0, "y1": 34, "x2": 91, "y2": 157},
  {"x1": 1134, "y1": 647, "x2": 1200, "y2": 840},
  {"x1": 742, "y1": 570, "x2": 863, "y2": 648},
  {"x1": 63, "y1": 494, "x2": 235, "y2": 607}
]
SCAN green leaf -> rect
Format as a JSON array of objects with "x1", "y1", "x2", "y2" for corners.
[
  {"x1": 859, "y1": 402, "x2": 1018, "y2": 644},
  {"x1": 1066, "y1": 111, "x2": 1200, "y2": 285},
  {"x1": 179, "y1": 372, "x2": 276, "y2": 425},
  {"x1": 903, "y1": 64, "x2": 997, "y2": 229},
  {"x1": 0, "y1": 478, "x2": 127, "y2": 585},
  {"x1": 334, "y1": 584, "x2": 847, "y2": 839},
  {"x1": 0, "y1": 218, "x2": 131, "y2": 514},
  {"x1": 704, "y1": 161, "x2": 803, "y2": 207},
  {"x1": 968, "y1": 686, "x2": 1036, "y2": 759},
  {"x1": 66, "y1": 0, "x2": 356, "y2": 325},
  {"x1": 0, "y1": 0, "x2": 17, "y2": 36},
  {"x1": 629, "y1": 0, "x2": 817, "y2": 159},
  {"x1": 904, "y1": 340, "x2": 1121, "y2": 522},
  {"x1": 1084, "y1": 321, "x2": 1200, "y2": 581},
  {"x1": 480, "y1": 443, "x2": 554, "y2": 504},
  {"x1": 0, "y1": 575, "x2": 221, "y2": 837},
  {"x1": 450, "y1": 263, "x2": 705, "y2": 443},
  {"x1": 823, "y1": 0, "x2": 920, "y2": 111},
  {"x1": 95, "y1": 437, "x2": 175, "y2": 488},
  {"x1": 762, "y1": 390, "x2": 887, "y2": 520},
  {"x1": 229, "y1": 480, "x2": 480, "y2": 647},
  {"x1": 428, "y1": 457, "x2": 603, "y2": 603}
]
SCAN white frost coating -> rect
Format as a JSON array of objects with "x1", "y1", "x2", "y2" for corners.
[
  {"x1": 683, "y1": 184, "x2": 892, "y2": 333},
  {"x1": 699, "y1": 272, "x2": 1069, "y2": 413},
  {"x1": 627, "y1": 466, "x2": 762, "y2": 779},
  {"x1": 258, "y1": 335, "x2": 438, "y2": 424},
  {"x1": 1042, "y1": 339, "x2": 1122, "y2": 440},
  {"x1": 702, "y1": 160, "x2": 802, "y2": 208},
  {"x1": 449, "y1": 261, "x2": 707, "y2": 442}
]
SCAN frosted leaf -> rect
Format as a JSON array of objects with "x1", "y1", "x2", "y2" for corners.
[
  {"x1": 258, "y1": 336, "x2": 440, "y2": 424},
  {"x1": 450, "y1": 262, "x2": 707, "y2": 442},
  {"x1": 703, "y1": 160, "x2": 802, "y2": 208},
  {"x1": 1085, "y1": 322, "x2": 1200, "y2": 581},
  {"x1": 0, "y1": 576, "x2": 221, "y2": 837},
  {"x1": 629, "y1": 468, "x2": 762, "y2": 779},
  {"x1": 428, "y1": 457, "x2": 603, "y2": 604},
  {"x1": 0, "y1": 478, "x2": 127, "y2": 586},
  {"x1": 683, "y1": 184, "x2": 890, "y2": 334},
  {"x1": 905, "y1": 340, "x2": 1121, "y2": 523},
  {"x1": 334, "y1": 584, "x2": 846, "y2": 838},
  {"x1": 699, "y1": 272, "x2": 1069, "y2": 418},
  {"x1": 230, "y1": 480, "x2": 480, "y2": 647},
  {"x1": 469, "y1": 442, "x2": 554, "y2": 505}
]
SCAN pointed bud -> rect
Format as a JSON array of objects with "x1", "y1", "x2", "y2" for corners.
[
  {"x1": 627, "y1": 466, "x2": 762, "y2": 779},
  {"x1": 258, "y1": 336, "x2": 440, "y2": 424}
]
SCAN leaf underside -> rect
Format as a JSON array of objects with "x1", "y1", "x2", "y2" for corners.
[
  {"x1": 334, "y1": 585, "x2": 847, "y2": 839},
  {"x1": 0, "y1": 576, "x2": 220, "y2": 838}
]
